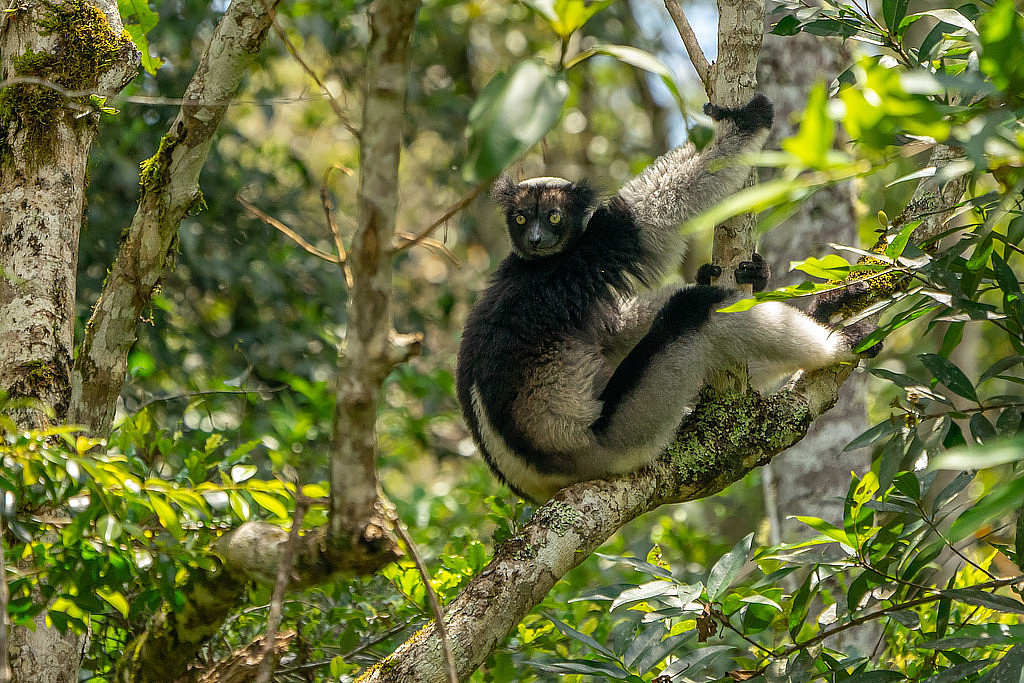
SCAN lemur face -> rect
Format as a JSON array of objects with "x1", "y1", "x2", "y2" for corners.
[{"x1": 491, "y1": 176, "x2": 597, "y2": 259}]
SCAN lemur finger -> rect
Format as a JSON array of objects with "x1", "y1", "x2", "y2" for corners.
[{"x1": 842, "y1": 319, "x2": 883, "y2": 358}]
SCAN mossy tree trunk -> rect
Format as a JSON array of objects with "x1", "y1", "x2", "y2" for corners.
[{"x1": 0, "y1": 2, "x2": 140, "y2": 681}]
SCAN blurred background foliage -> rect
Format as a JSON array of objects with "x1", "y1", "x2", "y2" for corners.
[{"x1": 3, "y1": 0, "x2": 1017, "y2": 679}]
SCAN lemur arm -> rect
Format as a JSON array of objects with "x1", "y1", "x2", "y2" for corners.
[{"x1": 615, "y1": 95, "x2": 774, "y2": 272}]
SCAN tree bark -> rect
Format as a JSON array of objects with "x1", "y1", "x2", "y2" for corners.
[
  {"x1": 0, "y1": 0, "x2": 137, "y2": 428},
  {"x1": 708, "y1": 0, "x2": 766, "y2": 287},
  {"x1": 70, "y1": 0, "x2": 281, "y2": 439},
  {"x1": 327, "y1": 0, "x2": 419, "y2": 561},
  {"x1": 0, "y1": 2, "x2": 139, "y2": 680}
]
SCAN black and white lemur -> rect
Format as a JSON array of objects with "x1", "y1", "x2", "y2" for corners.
[{"x1": 456, "y1": 94, "x2": 874, "y2": 503}]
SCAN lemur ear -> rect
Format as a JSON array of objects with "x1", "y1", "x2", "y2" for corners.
[
  {"x1": 572, "y1": 180, "x2": 599, "y2": 230},
  {"x1": 491, "y1": 174, "x2": 518, "y2": 210}
]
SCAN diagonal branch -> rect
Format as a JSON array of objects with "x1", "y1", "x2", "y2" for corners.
[
  {"x1": 69, "y1": 0, "x2": 283, "y2": 439},
  {"x1": 355, "y1": 145, "x2": 971, "y2": 683},
  {"x1": 663, "y1": 0, "x2": 711, "y2": 88}
]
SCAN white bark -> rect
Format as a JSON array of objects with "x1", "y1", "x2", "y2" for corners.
[{"x1": 0, "y1": 2, "x2": 139, "y2": 681}]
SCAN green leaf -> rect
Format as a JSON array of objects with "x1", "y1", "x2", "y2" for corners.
[
  {"x1": 930, "y1": 438, "x2": 1024, "y2": 470},
  {"x1": 772, "y1": 15, "x2": 801, "y2": 36},
  {"x1": 98, "y1": 589, "x2": 130, "y2": 618},
  {"x1": 230, "y1": 464, "x2": 257, "y2": 483},
  {"x1": 845, "y1": 419, "x2": 900, "y2": 452},
  {"x1": 882, "y1": 0, "x2": 909, "y2": 32},
  {"x1": 884, "y1": 219, "x2": 921, "y2": 260},
  {"x1": 609, "y1": 580, "x2": 676, "y2": 611},
  {"x1": 843, "y1": 671, "x2": 906, "y2": 683},
  {"x1": 532, "y1": 659, "x2": 629, "y2": 679},
  {"x1": 949, "y1": 475, "x2": 1024, "y2": 542},
  {"x1": 148, "y1": 493, "x2": 183, "y2": 539},
  {"x1": 940, "y1": 589, "x2": 1024, "y2": 614},
  {"x1": 464, "y1": 61, "x2": 569, "y2": 182},
  {"x1": 790, "y1": 254, "x2": 853, "y2": 280},
  {"x1": 911, "y1": 9, "x2": 978, "y2": 34},
  {"x1": 918, "y1": 353, "x2": 979, "y2": 403},
  {"x1": 96, "y1": 514, "x2": 122, "y2": 544},
  {"x1": 706, "y1": 533, "x2": 753, "y2": 601},
  {"x1": 569, "y1": 44, "x2": 680, "y2": 102},
  {"x1": 522, "y1": 0, "x2": 615, "y2": 39},
  {"x1": 1016, "y1": 502, "x2": 1024, "y2": 573},
  {"x1": 980, "y1": 355, "x2": 1024, "y2": 383},
  {"x1": 791, "y1": 515, "x2": 853, "y2": 546},
  {"x1": 658, "y1": 646, "x2": 733, "y2": 678},
  {"x1": 545, "y1": 613, "x2": 617, "y2": 659},
  {"x1": 250, "y1": 491, "x2": 289, "y2": 519},
  {"x1": 782, "y1": 83, "x2": 835, "y2": 168}
]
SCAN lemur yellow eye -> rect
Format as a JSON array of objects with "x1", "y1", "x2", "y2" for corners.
[
  {"x1": 549, "y1": 212, "x2": 562, "y2": 225},
  {"x1": 514, "y1": 214, "x2": 527, "y2": 225}
]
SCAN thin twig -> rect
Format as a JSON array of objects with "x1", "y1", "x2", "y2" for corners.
[
  {"x1": 395, "y1": 232, "x2": 461, "y2": 266},
  {"x1": 238, "y1": 196, "x2": 341, "y2": 263},
  {"x1": 320, "y1": 163, "x2": 355, "y2": 287},
  {"x1": 393, "y1": 523, "x2": 458, "y2": 683},
  {"x1": 265, "y1": 8, "x2": 359, "y2": 138},
  {"x1": 664, "y1": 0, "x2": 711, "y2": 89},
  {"x1": 255, "y1": 497, "x2": 310, "y2": 683},
  {"x1": 394, "y1": 183, "x2": 489, "y2": 253}
]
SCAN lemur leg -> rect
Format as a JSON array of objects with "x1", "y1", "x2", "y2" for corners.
[{"x1": 593, "y1": 288, "x2": 855, "y2": 456}]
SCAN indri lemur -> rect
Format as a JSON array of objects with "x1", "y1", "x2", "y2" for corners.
[{"x1": 456, "y1": 94, "x2": 871, "y2": 503}]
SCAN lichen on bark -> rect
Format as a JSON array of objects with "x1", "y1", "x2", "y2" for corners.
[{"x1": 0, "y1": 0, "x2": 134, "y2": 164}]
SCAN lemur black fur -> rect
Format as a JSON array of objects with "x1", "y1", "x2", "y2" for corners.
[{"x1": 456, "y1": 94, "x2": 873, "y2": 502}]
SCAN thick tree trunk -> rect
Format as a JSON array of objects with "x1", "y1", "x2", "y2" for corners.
[
  {"x1": 756, "y1": 31, "x2": 870, "y2": 542},
  {"x1": 0, "y1": 2, "x2": 139, "y2": 680},
  {"x1": 0, "y1": 0, "x2": 137, "y2": 428}
]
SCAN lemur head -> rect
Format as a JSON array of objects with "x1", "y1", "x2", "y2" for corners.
[{"x1": 492, "y1": 175, "x2": 598, "y2": 259}]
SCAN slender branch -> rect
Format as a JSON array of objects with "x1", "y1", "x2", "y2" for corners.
[
  {"x1": 70, "y1": 0, "x2": 283, "y2": 440},
  {"x1": 663, "y1": 0, "x2": 711, "y2": 88},
  {"x1": 266, "y1": 5, "x2": 359, "y2": 138},
  {"x1": 393, "y1": 523, "x2": 458, "y2": 683},
  {"x1": 394, "y1": 182, "x2": 488, "y2": 253},
  {"x1": 255, "y1": 498, "x2": 309, "y2": 683},
  {"x1": 238, "y1": 195, "x2": 342, "y2": 263},
  {"x1": 321, "y1": 163, "x2": 355, "y2": 286}
]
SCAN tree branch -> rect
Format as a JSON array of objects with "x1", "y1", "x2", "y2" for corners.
[
  {"x1": 69, "y1": 0, "x2": 282, "y2": 439},
  {"x1": 327, "y1": 0, "x2": 420, "y2": 558},
  {"x1": 663, "y1": 0, "x2": 711, "y2": 88}
]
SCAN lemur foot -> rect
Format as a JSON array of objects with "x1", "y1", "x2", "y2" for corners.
[
  {"x1": 703, "y1": 93, "x2": 774, "y2": 133},
  {"x1": 809, "y1": 280, "x2": 872, "y2": 323},
  {"x1": 842, "y1": 319, "x2": 883, "y2": 358}
]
